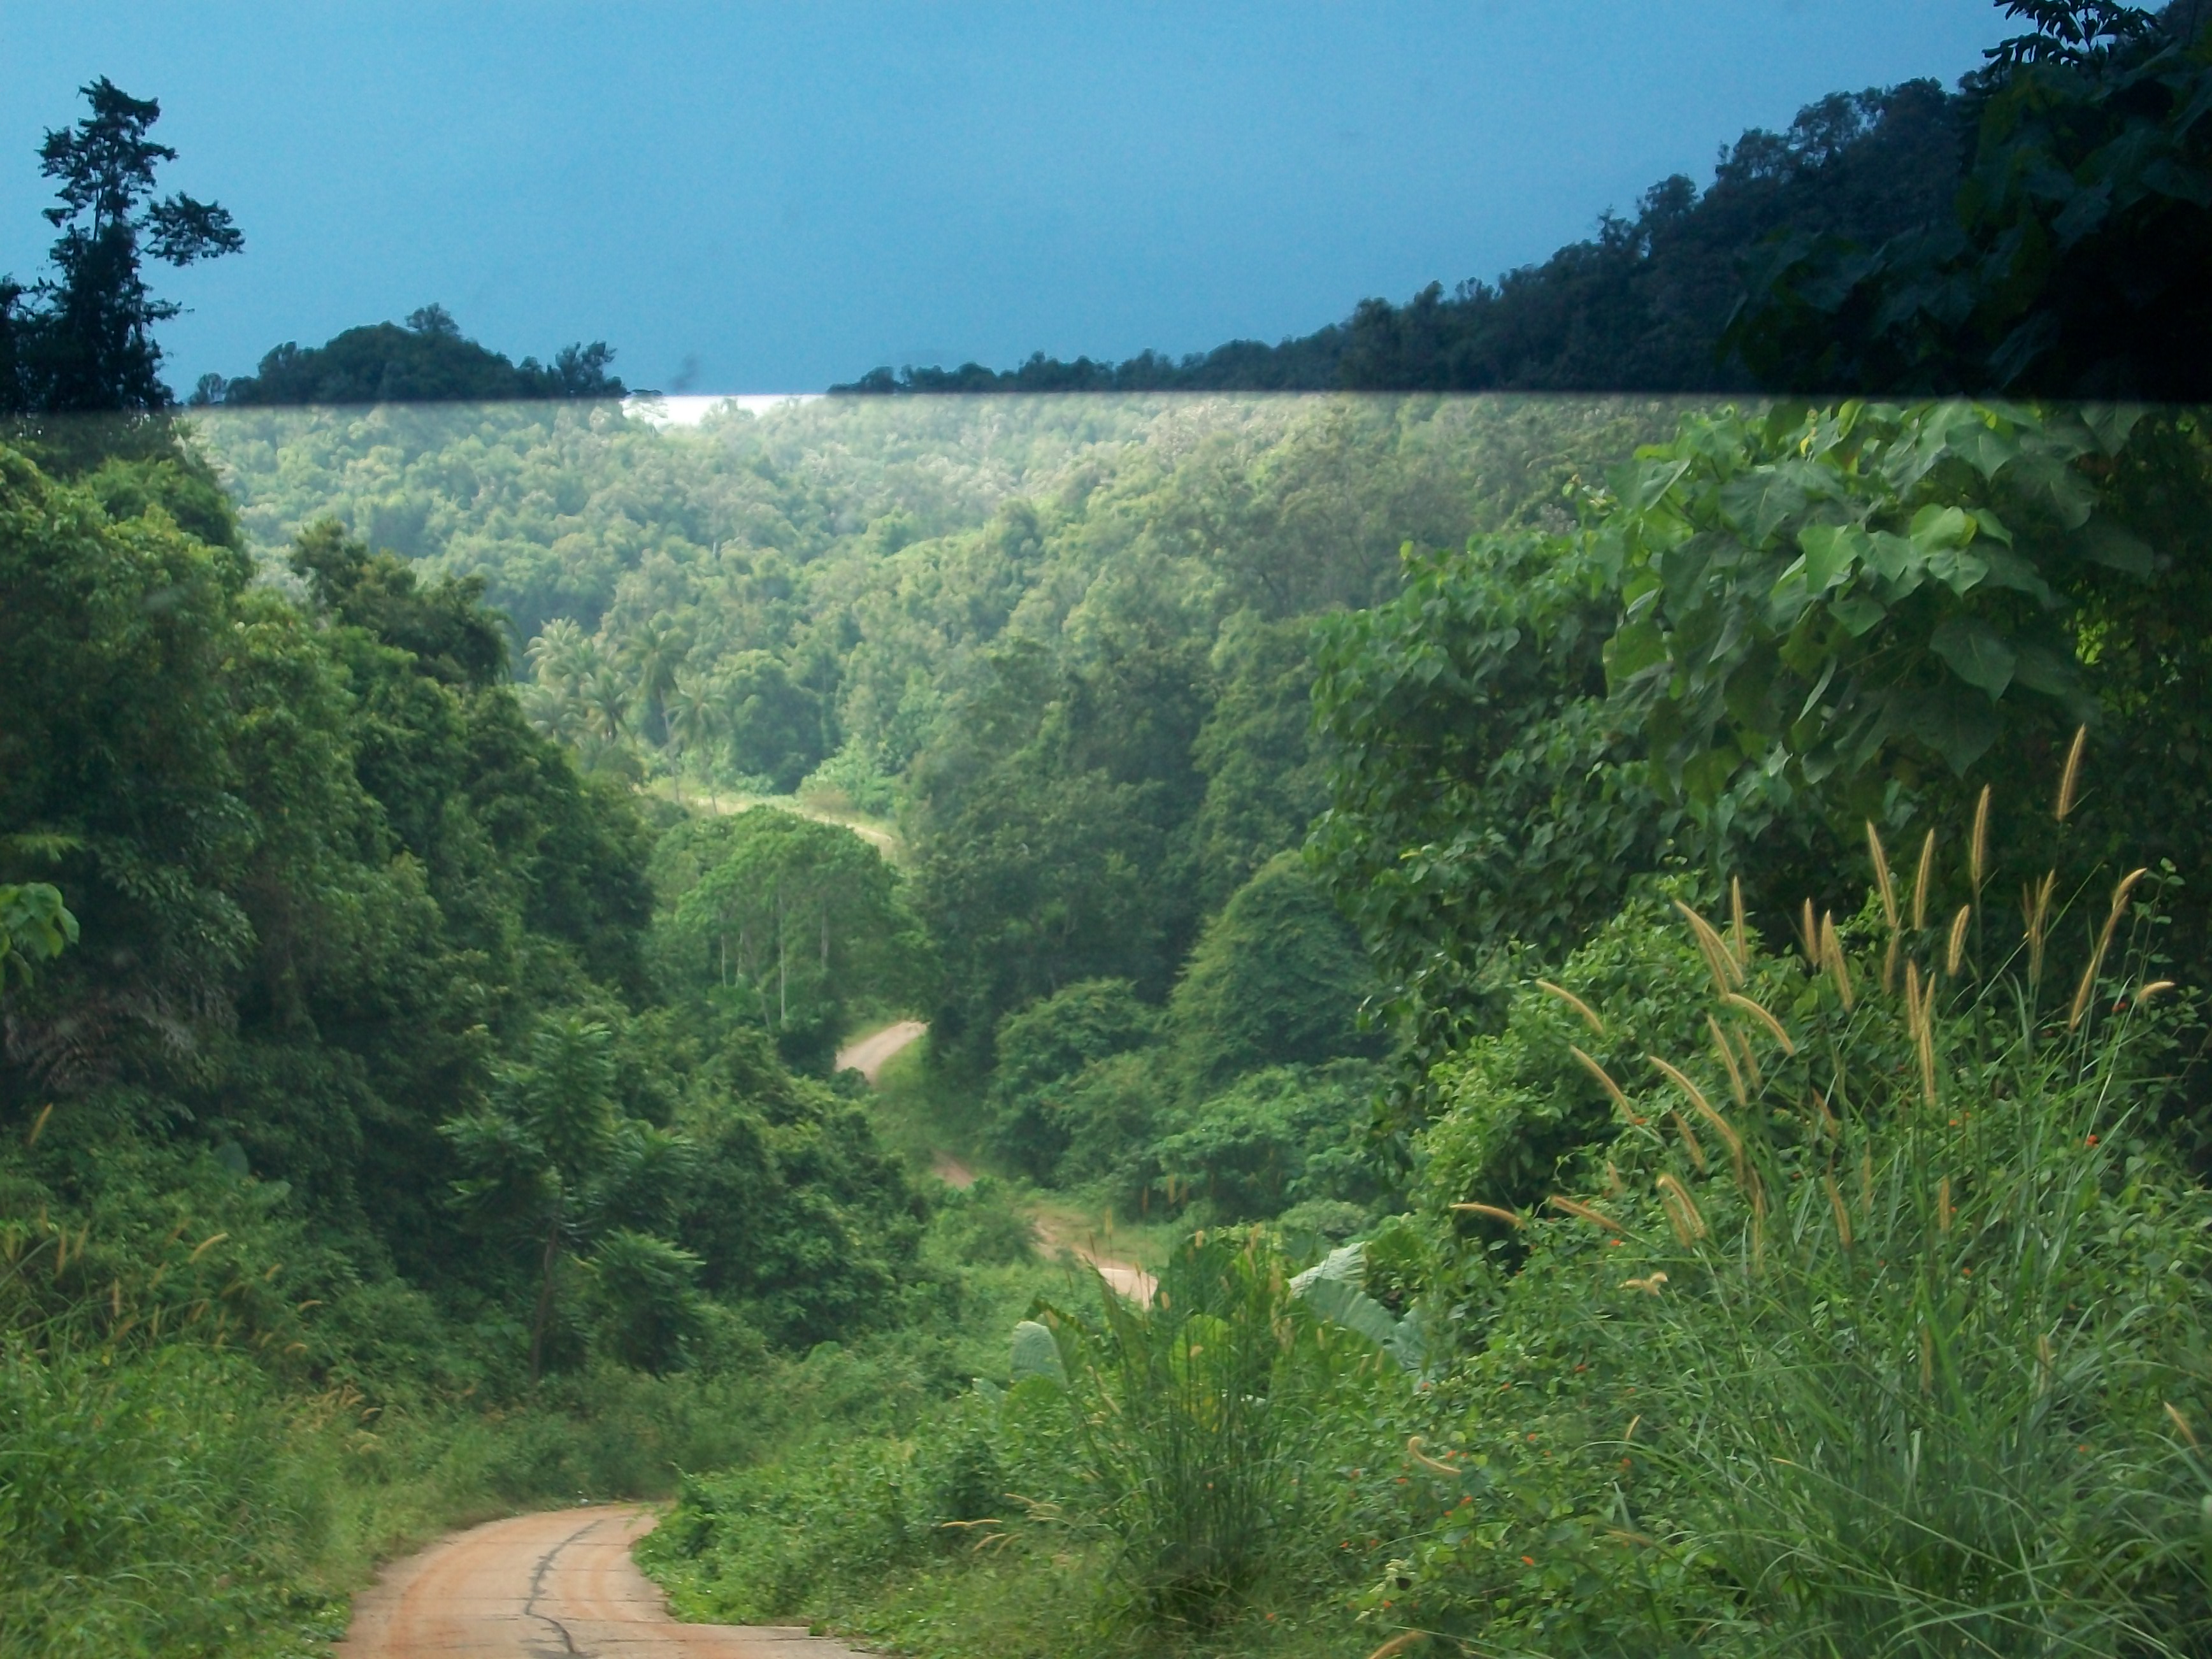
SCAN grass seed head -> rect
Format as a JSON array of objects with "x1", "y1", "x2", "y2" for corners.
[
  {"x1": 2057, "y1": 724, "x2": 2088, "y2": 822},
  {"x1": 1913, "y1": 828, "x2": 1936, "y2": 931},
  {"x1": 1572, "y1": 1045, "x2": 1645, "y2": 1125},
  {"x1": 1971, "y1": 784, "x2": 1992, "y2": 892},
  {"x1": 1725, "y1": 990, "x2": 1797, "y2": 1055},
  {"x1": 1656, "y1": 1172, "x2": 1708, "y2": 1243},
  {"x1": 1867, "y1": 822, "x2": 1899, "y2": 930},
  {"x1": 1547, "y1": 1193, "x2": 1626, "y2": 1233},
  {"x1": 1823, "y1": 1175, "x2": 1853, "y2": 1248},
  {"x1": 1946, "y1": 905, "x2": 1972, "y2": 977},
  {"x1": 1535, "y1": 978, "x2": 1604, "y2": 1035}
]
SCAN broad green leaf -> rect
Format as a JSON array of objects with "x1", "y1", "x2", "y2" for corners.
[
  {"x1": 2078, "y1": 519, "x2": 2155, "y2": 575},
  {"x1": 1010, "y1": 1319, "x2": 1065, "y2": 1384},
  {"x1": 1909, "y1": 503, "x2": 1975, "y2": 550},
  {"x1": 1828, "y1": 591, "x2": 1888, "y2": 636},
  {"x1": 2010, "y1": 639, "x2": 2080, "y2": 698},
  {"x1": 1796, "y1": 523, "x2": 1864, "y2": 593},
  {"x1": 1604, "y1": 617, "x2": 1668, "y2": 689},
  {"x1": 1910, "y1": 684, "x2": 2002, "y2": 774},
  {"x1": 1606, "y1": 456, "x2": 1692, "y2": 514},
  {"x1": 1929, "y1": 615, "x2": 2017, "y2": 698}
]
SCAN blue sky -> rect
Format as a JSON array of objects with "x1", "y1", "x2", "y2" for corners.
[{"x1": 4, "y1": 2, "x2": 1998, "y2": 393}]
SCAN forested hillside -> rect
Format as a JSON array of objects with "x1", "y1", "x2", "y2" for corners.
[{"x1": 194, "y1": 393, "x2": 1684, "y2": 1065}]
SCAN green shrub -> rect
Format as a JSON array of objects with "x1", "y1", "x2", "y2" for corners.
[
  {"x1": 986, "y1": 980, "x2": 1160, "y2": 1180},
  {"x1": 1133, "y1": 1061, "x2": 1384, "y2": 1224},
  {"x1": 1166, "y1": 854, "x2": 1380, "y2": 1097},
  {"x1": 1373, "y1": 844, "x2": 2212, "y2": 1657},
  {"x1": 1035, "y1": 1230, "x2": 1393, "y2": 1625}
]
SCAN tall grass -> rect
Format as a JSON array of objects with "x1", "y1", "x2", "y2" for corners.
[
  {"x1": 1038, "y1": 1230, "x2": 1388, "y2": 1625},
  {"x1": 1492, "y1": 824, "x2": 2212, "y2": 1655}
]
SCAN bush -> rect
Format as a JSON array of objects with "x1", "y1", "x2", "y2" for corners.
[
  {"x1": 1134, "y1": 1061, "x2": 1385, "y2": 1224},
  {"x1": 1166, "y1": 854, "x2": 1380, "y2": 1096},
  {"x1": 986, "y1": 980, "x2": 1160, "y2": 1181},
  {"x1": 1370, "y1": 841, "x2": 2212, "y2": 1656},
  {"x1": 1034, "y1": 1230, "x2": 1395, "y2": 1625}
]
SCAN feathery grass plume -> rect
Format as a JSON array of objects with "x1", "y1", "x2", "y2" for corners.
[
  {"x1": 1797, "y1": 898, "x2": 1821, "y2": 969},
  {"x1": 1732, "y1": 1026, "x2": 1765, "y2": 1091},
  {"x1": 1971, "y1": 783, "x2": 1992, "y2": 895},
  {"x1": 1866, "y1": 822, "x2": 1900, "y2": 931},
  {"x1": 1823, "y1": 1174, "x2": 1854, "y2": 1247},
  {"x1": 2139, "y1": 979, "x2": 2177, "y2": 1005},
  {"x1": 1730, "y1": 875, "x2": 1749, "y2": 971},
  {"x1": 2023, "y1": 872, "x2": 2056, "y2": 988},
  {"x1": 1946, "y1": 904, "x2": 1972, "y2": 977},
  {"x1": 1724, "y1": 990, "x2": 1797, "y2": 1055},
  {"x1": 1748, "y1": 1168, "x2": 1767, "y2": 1274},
  {"x1": 1820, "y1": 912, "x2": 1855, "y2": 1009},
  {"x1": 1671, "y1": 1112, "x2": 1709, "y2": 1172},
  {"x1": 1709, "y1": 1014, "x2": 1749, "y2": 1105},
  {"x1": 189, "y1": 1232, "x2": 227, "y2": 1263},
  {"x1": 2167, "y1": 1403, "x2": 2200, "y2": 1451},
  {"x1": 1907, "y1": 960, "x2": 1938, "y2": 1109},
  {"x1": 1363, "y1": 1634, "x2": 1425, "y2": 1659},
  {"x1": 25, "y1": 1102, "x2": 52, "y2": 1146},
  {"x1": 1621, "y1": 1272, "x2": 1669, "y2": 1295},
  {"x1": 1938, "y1": 1175, "x2": 1953, "y2": 1233},
  {"x1": 1675, "y1": 899, "x2": 1744, "y2": 994},
  {"x1": 1547, "y1": 1194, "x2": 1626, "y2": 1233},
  {"x1": 1571, "y1": 1045, "x2": 1645, "y2": 1125},
  {"x1": 2056, "y1": 724, "x2": 2088, "y2": 821},
  {"x1": 1605, "y1": 1160, "x2": 1627, "y2": 1196},
  {"x1": 1655, "y1": 1172, "x2": 1707, "y2": 1243},
  {"x1": 2070, "y1": 866, "x2": 2150, "y2": 1031},
  {"x1": 1536, "y1": 978, "x2": 1604, "y2": 1035},
  {"x1": 1869, "y1": 822, "x2": 1902, "y2": 991},
  {"x1": 1912, "y1": 829, "x2": 1936, "y2": 931},
  {"x1": 1449, "y1": 1202, "x2": 1524, "y2": 1228},
  {"x1": 1651, "y1": 1054, "x2": 1744, "y2": 1181},
  {"x1": 1407, "y1": 1435, "x2": 1462, "y2": 1474}
]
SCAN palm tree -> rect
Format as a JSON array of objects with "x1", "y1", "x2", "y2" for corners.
[
  {"x1": 615, "y1": 614, "x2": 689, "y2": 746},
  {"x1": 664, "y1": 669, "x2": 729, "y2": 807},
  {"x1": 580, "y1": 669, "x2": 628, "y2": 744},
  {"x1": 527, "y1": 617, "x2": 589, "y2": 691}
]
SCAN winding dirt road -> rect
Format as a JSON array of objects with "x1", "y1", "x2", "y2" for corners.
[
  {"x1": 833, "y1": 1019, "x2": 926, "y2": 1082},
  {"x1": 336, "y1": 1506, "x2": 863, "y2": 1658},
  {"x1": 837, "y1": 1019, "x2": 1156, "y2": 1302}
]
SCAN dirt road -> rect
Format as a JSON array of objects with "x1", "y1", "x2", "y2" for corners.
[
  {"x1": 833, "y1": 1019, "x2": 926, "y2": 1082},
  {"x1": 836, "y1": 1019, "x2": 1153, "y2": 1301},
  {"x1": 335, "y1": 1506, "x2": 862, "y2": 1658},
  {"x1": 1031, "y1": 1212, "x2": 1158, "y2": 1305}
]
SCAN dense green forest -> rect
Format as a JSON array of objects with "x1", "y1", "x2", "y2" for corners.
[{"x1": 11, "y1": 5, "x2": 2212, "y2": 1658}]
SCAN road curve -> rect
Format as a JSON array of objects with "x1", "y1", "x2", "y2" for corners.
[
  {"x1": 334, "y1": 1505, "x2": 863, "y2": 1658},
  {"x1": 834, "y1": 1019, "x2": 926, "y2": 1082}
]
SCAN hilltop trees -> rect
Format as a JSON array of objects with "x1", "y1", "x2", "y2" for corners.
[
  {"x1": 1, "y1": 78, "x2": 240, "y2": 417},
  {"x1": 209, "y1": 305, "x2": 628, "y2": 406}
]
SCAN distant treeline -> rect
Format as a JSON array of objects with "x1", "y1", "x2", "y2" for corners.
[{"x1": 833, "y1": 83, "x2": 1963, "y2": 396}]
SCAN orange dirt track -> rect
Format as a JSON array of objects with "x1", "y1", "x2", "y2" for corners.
[{"x1": 335, "y1": 1505, "x2": 865, "y2": 1658}]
